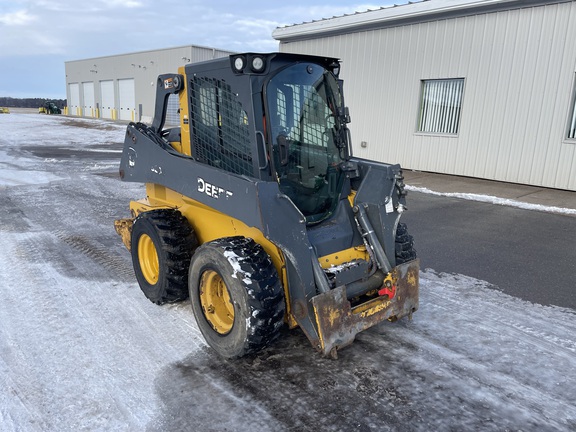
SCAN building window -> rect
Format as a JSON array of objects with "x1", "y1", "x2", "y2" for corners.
[
  {"x1": 569, "y1": 83, "x2": 576, "y2": 140},
  {"x1": 418, "y1": 78, "x2": 464, "y2": 135}
]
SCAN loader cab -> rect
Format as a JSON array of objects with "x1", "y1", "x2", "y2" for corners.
[
  {"x1": 181, "y1": 53, "x2": 350, "y2": 224},
  {"x1": 263, "y1": 58, "x2": 350, "y2": 224}
]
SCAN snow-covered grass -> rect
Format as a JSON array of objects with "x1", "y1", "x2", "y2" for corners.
[{"x1": 1, "y1": 114, "x2": 575, "y2": 431}]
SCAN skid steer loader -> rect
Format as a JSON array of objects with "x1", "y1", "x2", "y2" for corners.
[{"x1": 115, "y1": 52, "x2": 419, "y2": 359}]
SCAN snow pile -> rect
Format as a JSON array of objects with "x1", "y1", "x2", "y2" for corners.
[{"x1": 406, "y1": 184, "x2": 576, "y2": 216}]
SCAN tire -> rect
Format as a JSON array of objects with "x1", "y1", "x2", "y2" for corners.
[
  {"x1": 130, "y1": 209, "x2": 198, "y2": 304},
  {"x1": 395, "y1": 222, "x2": 417, "y2": 265},
  {"x1": 188, "y1": 237, "x2": 285, "y2": 358}
]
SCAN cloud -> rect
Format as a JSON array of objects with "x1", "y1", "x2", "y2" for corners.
[
  {"x1": 0, "y1": 6, "x2": 68, "y2": 57},
  {"x1": 0, "y1": 0, "x2": 148, "y2": 58},
  {"x1": 0, "y1": 10, "x2": 37, "y2": 26},
  {"x1": 0, "y1": 2, "x2": 390, "y2": 58},
  {"x1": 235, "y1": 18, "x2": 281, "y2": 37},
  {"x1": 235, "y1": 18, "x2": 282, "y2": 30},
  {"x1": 0, "y1": 1, "x2": 398, "y2": 97},
  {"x1": 101, "y1": 0, "x2": 143, "y2": 8}
]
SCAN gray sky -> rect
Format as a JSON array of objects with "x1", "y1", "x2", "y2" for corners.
[{"x1": 0, "y1": 0, "x2": 389, "y2": 99}]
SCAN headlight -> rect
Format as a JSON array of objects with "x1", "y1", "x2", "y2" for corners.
[
  {"x1": 231, "y1": 54, "x2": 267, "y2": 74},
  {"x1": 232, "y1": 56, "x2": 246, "y2": 73},
  {"x1": 250, "y1": 56, "x2": 265, "y2": 73}
]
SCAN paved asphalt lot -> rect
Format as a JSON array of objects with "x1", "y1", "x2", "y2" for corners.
[{"x1": 401, "y1": 184, "x2": 576, "y2": 310}]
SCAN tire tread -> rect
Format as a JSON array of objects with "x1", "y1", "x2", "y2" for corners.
[
  {"x1": 395, "y1": 222, "x2": 417, "y2": 265},
  {"x1": 131, "y1": 209, "x2": 198, "y2": 304},
  {"x1": 191, "y1": 236, "x2": 285, "y2": 357}
]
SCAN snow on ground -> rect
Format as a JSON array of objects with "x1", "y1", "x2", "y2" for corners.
[
  {"x1": 1, "y1": 114, "x2": 575, "y2": 431},
  {"x1": 406, "y1": 185, "x2": 576, "y2": 216},
  {"x1": 0, "y1": 161, "x2": 66, "y2": 186}
]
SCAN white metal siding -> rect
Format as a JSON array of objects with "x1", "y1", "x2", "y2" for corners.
[
  {"x1": 82, "y1": 82, "x2": 95, "y2": 118},
  {"x1": 279, "y1": 1, "x2": 576, "y2": 191},
  {"x1": 100, "y1": 80, "x2": 115, "y2": 119},
  {"x1": 118, "y1": 79, "x2": 135, "y2": 121},
  {"x1": 69, "y1": 83, "x2": 80, "y2": 116}
]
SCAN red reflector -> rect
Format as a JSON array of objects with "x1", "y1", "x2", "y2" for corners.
[{"x1": 378, "y1": 285, "x2": 396, "y2": 299}]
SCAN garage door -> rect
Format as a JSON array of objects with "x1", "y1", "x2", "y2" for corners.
[
  {"x1": 69, "y1": 83, "x2": 80, "y2": 116},
  {"x1": 100, "y1": 80, "x2": 115, "y2": 119},
  {"x1": 82, "y1": 82, "x2": 95, "y2": 117},
  {"x1": 118, "y1": 78, "x2": 135, "y2": 121}
]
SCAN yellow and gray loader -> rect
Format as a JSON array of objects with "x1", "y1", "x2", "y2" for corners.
[{"x1": 115, "y1": 52, "x2": 419, "y2": 358}]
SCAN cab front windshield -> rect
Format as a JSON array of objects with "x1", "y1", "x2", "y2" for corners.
[{"x1": 266, "y1": 62, "x2": 347, "y2": 224}]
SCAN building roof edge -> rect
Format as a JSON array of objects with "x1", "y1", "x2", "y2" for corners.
[
  {"x1": 64, "y1": 44, "x2": 236, "y2": 65},
  {"x1": 272, "y1": 0, "x2": 564, "y2": 41}
]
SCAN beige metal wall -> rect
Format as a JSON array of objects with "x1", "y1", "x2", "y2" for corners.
[
  {"x1": 65, "y1": 45, "x2": 234, "y2": 123},
  {"x1": 279, "y1": 1, "x2": 576, "y2": 191}
]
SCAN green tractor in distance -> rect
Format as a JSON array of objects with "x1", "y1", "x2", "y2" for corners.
[{"x1": 39, "y1": 101, "x2": 62, "y2": 115}]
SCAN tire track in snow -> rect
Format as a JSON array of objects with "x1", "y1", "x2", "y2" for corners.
[
  {"x1": 2, "y1": 231, "x2": 152, "y2": 428},
  {"x1": 0, "y1": 231, "x2": 76, "y2": 431},
  {"x1": 52, "y1": 229, "x2": 135, "y2": 281},
  {"x1": 382, "y1": 323, "x2": 573, "y2": 430},
  {"x1": 380, "y1": 270, "x2": 576, "y2": 430},
  {"x1": 162, "y1": 269, "x2": 576, "y2": 432},
  {"x1": 0, "y1": 230, "x2": 202, "y2": 431},
  {"x1": 423, "y1": 271, "x2": 576, "y2": 359}
]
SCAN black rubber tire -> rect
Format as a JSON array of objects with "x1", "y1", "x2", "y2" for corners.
[
  {"x1": 395, "y1": 222, "x2": 417, "y2": 265},
  {"x1": 130, "y1": 209, "x2": 198, "y2": 304},
  {"x1": 188, "y1": 237, "x2": 285, "y2": 358}
]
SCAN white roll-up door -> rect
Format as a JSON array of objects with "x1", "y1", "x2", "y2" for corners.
[
  {"x1": 118, "y1": 79, "x2": 135, "y2": 121},
  {"x1": 69, "y1": 83, "x2": 80, "y2": 116},
  {"x1": 82, "y1": 82, "x2": 95, "y2": 117},
  {"x1": 100, "y1": 80, "x2": 115, "y2": 119}
]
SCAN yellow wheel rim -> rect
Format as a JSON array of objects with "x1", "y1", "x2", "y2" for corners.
[
  {"x1": 199, "y1": 270, "x2": 234, "y2": 334},
  {"x1": 138, "y1": 234, "x2": 159, "y2": 285}
]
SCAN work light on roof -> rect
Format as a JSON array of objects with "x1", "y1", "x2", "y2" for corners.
[
  {"x1": 233, "y1": 56, "x2": 246, "y2": 72},
  {"x1": 250, "y1": 56, "x2": 265, "y2": 73}
]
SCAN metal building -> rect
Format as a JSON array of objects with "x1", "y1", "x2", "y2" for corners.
[
  {"x1": 65, "y1": 45, "x2": 234, "y2": 124},
  {"x1": 273, "y1": 0, "x2": 576, "y2": 191}
]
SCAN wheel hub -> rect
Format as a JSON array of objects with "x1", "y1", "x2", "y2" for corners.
[
  {"x1": 199, "y1": 270, "x2": 234, "y2": 334},
  {"x1": 138, "y1": 234, "x2": 159, "y2": 285}
]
